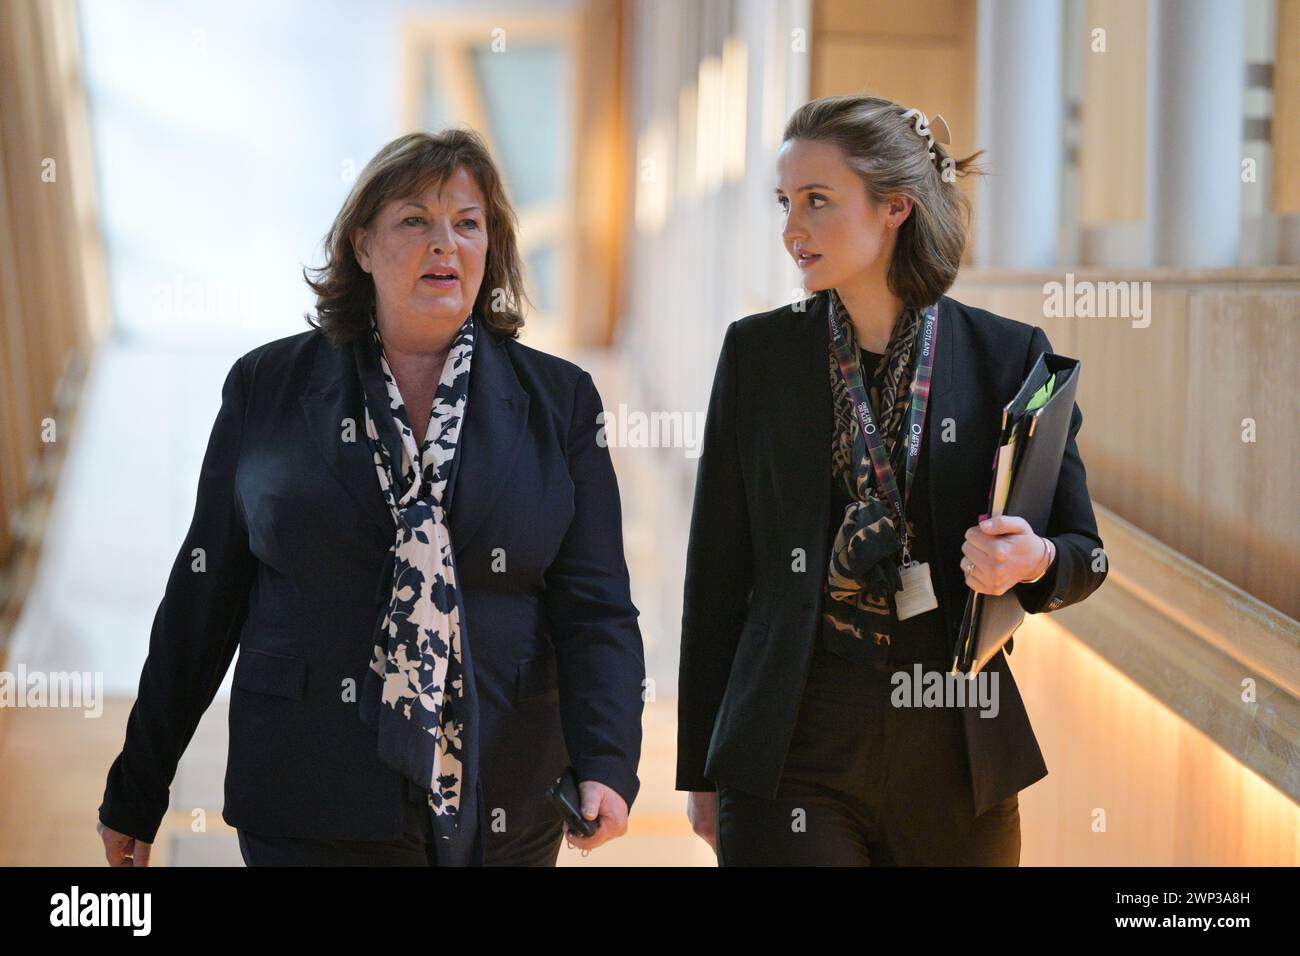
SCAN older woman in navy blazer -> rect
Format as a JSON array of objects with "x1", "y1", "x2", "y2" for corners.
[{"x1": 97, "y1": 129, "x2": 644, "y2": 866}]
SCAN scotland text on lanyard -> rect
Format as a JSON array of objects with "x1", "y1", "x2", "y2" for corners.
[{"x1": 827, "y1": 302, "x2": 939, "y2": 565}]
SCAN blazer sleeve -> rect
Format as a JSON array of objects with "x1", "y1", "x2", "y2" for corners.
[
  {"x1": 98, "y1": 356, "x2": 258, "y2": 844},
  {"x1": 1012, "y1": 325, "x2": 1108, "y2": 615},
  {"x1": 543, "y1": 370, "x2": 646, "y2": 813},
  {"x1": 676, "y1": 320, "x2": 753, "y2": 792}
]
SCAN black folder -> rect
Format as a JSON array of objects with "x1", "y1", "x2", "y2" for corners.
[{"x1": 951, "y1": 351, "x2": 1081, "y2": 676}]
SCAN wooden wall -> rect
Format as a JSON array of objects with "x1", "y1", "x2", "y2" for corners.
[
  {"x1": 949, "y1": 273, "x2": 1299, "y2": 864},
  {"x1": 810, "y1": 0, "x2": 980, "y2": 262},
  {"x1": 1078, "y1": 0, "x2": 1147, "y2": 229},
  {"x1": 0, "y1": 0, "x2": 108, "y2": 636},
  {"x1": 951, "y1": 268, "x2": 1299, "y2": 621},
  {"x1": 1015, "y1": 601, "x2": 1299, "y2": 866}
]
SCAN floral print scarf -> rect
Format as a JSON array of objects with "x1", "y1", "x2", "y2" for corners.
[{"x1": 354, "y1": 308, "x2": 478, "y2": 838}]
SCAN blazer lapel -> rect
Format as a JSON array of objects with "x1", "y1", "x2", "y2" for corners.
[
  {"x1": 925, "y1": 295, "x2": 969, "y2": 626},
  {"x1": 299, "y1": 334, "x2": 395, "y2": 543},
  {"x1": 299, "y1": 322, "x2": 531, "y2": 555},
  {"x1": 926, "y1": 295, "x2": 959, "y2": 519},
  {"x1": 444, "y1": 326, "x2": 530, "y2": 552},
  {"x1": 779, "y1": 292, "x2": 833, "y2": 562}
]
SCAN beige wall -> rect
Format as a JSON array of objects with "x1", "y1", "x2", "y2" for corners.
[
  {"x1": 1014, "y1": 610, "x2": 1299, "y2": 865},
  {"x1": 949, "y1": 269, "x2": 1300, "y2": 857},
  {"x1": 811, "y1": 0, "x2": 979, "y2": 262},
  {"x1": 951, "y1": 269, "x2": 1299, "y2": 620},
  {"x1": 1079, "y1": 0, "x2": 1147, "y2": 228}
]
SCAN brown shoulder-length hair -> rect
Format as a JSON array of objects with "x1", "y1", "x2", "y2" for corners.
[
  {"x1": 782, "y1": 94, "x2": 986, "y2": 309},
  {"x1": 303, "y1": 127, "x2": 530, "y2": 345}
]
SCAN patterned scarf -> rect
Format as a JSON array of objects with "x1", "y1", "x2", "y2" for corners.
[
  {"x1": 354, "y1": 308, "x2": 477, "y2": 830},
  {"x1": 823, "y1": 287, "x2": 924, "y2": 645}
]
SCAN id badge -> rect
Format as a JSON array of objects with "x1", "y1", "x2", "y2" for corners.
[{"x1": 895, "y1": 560, "x2": 939, "y2": 620}]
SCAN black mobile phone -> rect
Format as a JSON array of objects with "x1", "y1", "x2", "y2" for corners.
[{"x1": 545, "y1": 766, "x2": 598, "y2": 838}]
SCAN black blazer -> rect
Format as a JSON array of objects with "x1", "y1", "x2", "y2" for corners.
[
  {"x1": 99, "y1": 321, "x2": 645, "y2": 846},
  {"x1": 676, "y1": 290, "x2": 1107, "y2": 816}
]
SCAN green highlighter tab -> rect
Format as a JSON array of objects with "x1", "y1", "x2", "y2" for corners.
[{"x1": 1026, "y1": 373, "x2": 1056, "y2": 411}]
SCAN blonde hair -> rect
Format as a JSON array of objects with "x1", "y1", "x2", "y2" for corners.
[
  {"x1": 782, "y1": 94, "x2": 986, "y2": 308},
  {"x1": 304, "y1": 127, "x2": 530, "y2": 345}
]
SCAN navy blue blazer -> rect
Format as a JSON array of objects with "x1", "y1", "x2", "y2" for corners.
[
  {"x1": 676, "y1": 290, "x2": 1108, "y2": 817},
  {"x1": 99, "y1": 319, "x2": 645, "y2": 846}
]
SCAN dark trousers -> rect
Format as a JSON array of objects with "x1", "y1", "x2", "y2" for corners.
[
  {"x1": 237, "y1": 778, "x2": 564, "y2": 866},
  {"x1": 716, "y1": 637, "x2": 1022, "y2": 866}
]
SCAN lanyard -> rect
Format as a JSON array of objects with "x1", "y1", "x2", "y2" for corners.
[{"x1": 828, "y1": 301, "x2": 939, "y2": 563}]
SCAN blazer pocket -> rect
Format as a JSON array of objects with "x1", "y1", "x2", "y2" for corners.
[
  {"x1": 233, "y1": 647, "x2": 307, "y2": 701},
  {"x1": 516, "y1": 653, "x2": 559, "y2": 701}
]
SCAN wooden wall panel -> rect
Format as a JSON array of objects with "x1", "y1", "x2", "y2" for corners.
[
  {"x1": 810, "y1": 0, "x2": 980, "y2": 259},
  {"x1": 1079, "y1": 0, "x2": 1147, "y2": 226},
  {"x1": 1015, "y1": 610, "x2": 1299, "y2": 865},
  {"x1": 951, "y1": 269, "x2": 1299, "y2": 619},
  {"x1": 0, "y1": 0, "x2": 106, "y2": 635}
]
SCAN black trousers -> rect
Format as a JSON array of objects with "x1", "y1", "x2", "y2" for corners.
[
  {"x1": 237, "y1": 778, "x2": 564, "y2": 866},
  {"x1": 716, "y1": 636, "x2": 1022, "y2": 866}
]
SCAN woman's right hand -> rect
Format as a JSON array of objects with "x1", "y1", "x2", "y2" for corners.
[
  {"x1": 98, "y1": 820, "x2": 151, "y2": 867},
  {"x1": 686, "y1": 791, "x2": 719, "y2": 853}
]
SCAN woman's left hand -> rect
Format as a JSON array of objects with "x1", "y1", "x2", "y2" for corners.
[
  {"x1": 961, "y1": 515, "x2": 1050, "y2": 596},
  {"x1": 562, "y1": 781, "x2": 629, "y2": 854}
]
